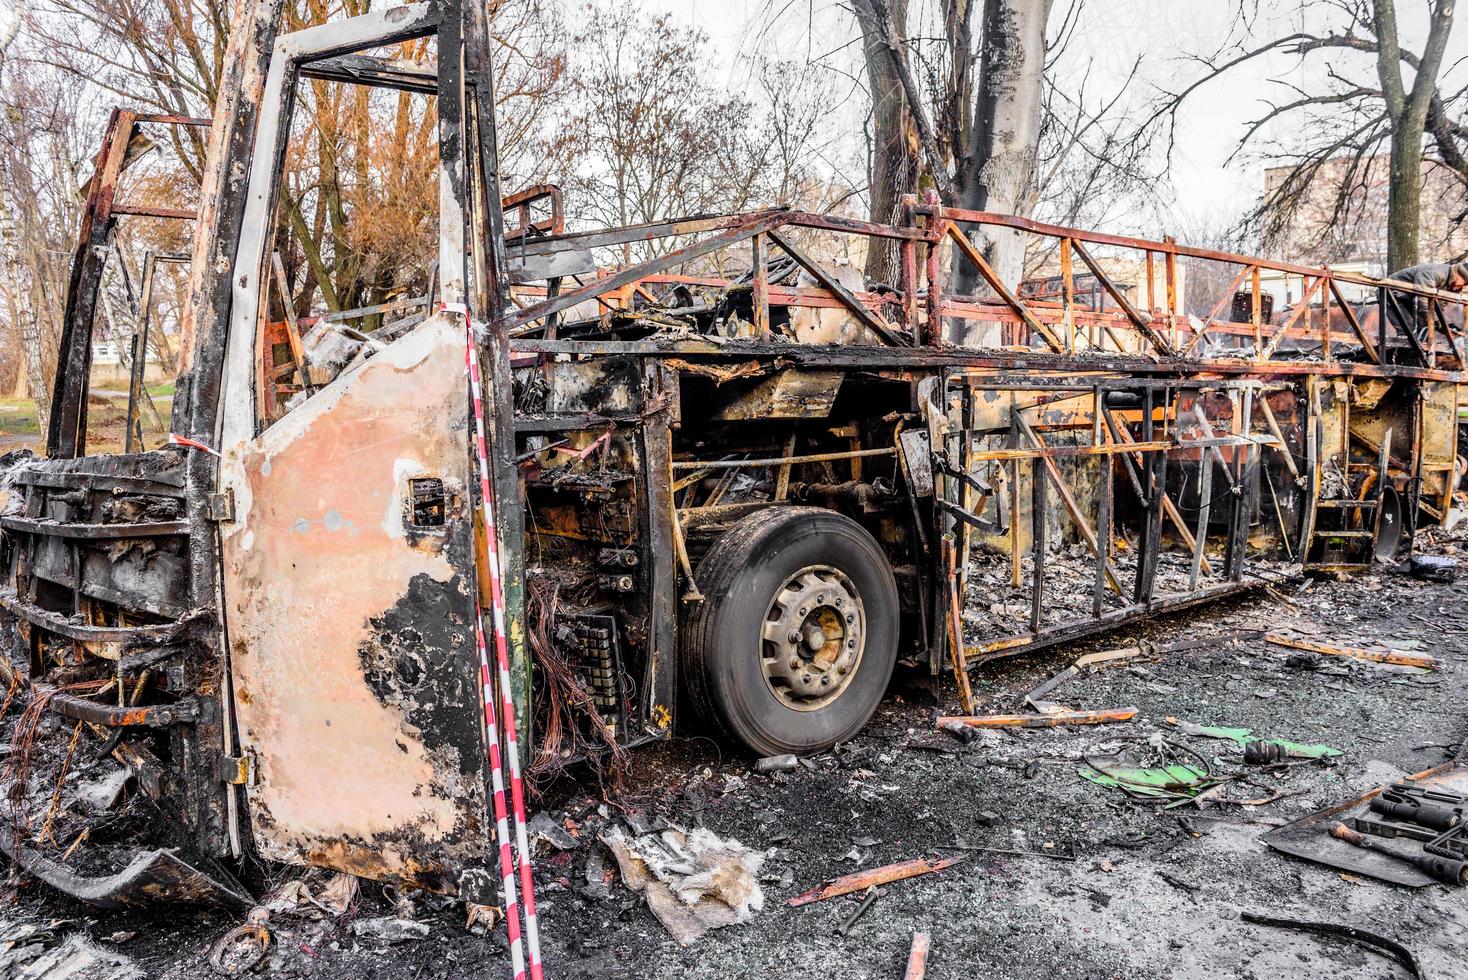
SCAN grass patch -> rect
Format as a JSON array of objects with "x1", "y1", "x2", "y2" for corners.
[{"x1": 0, "y1": 398, "x2": 39, "y2": 437}]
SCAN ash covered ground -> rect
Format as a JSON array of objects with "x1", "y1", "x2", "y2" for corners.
[{"x1": 0, "y1": 563, "x2": 1465, "y2": 980}]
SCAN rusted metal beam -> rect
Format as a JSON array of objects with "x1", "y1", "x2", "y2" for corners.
[
  {"x1": 944, "y1": 223, "x2": 1065, "y2": 352},
  {"x1": 1068, "y1": 238, "x2": 1176, "y2": 357},
  {"x1": 504, "y1": 215, "x2": 783, "y2": 334},
  {"x1": 767, "y1": 230, "x2": 907, "y2": 346},
  {"x1": 936, "y1": 708, "x2": 1138, "y2": 728},
  {"x1": 904, "y1": 933, "x2": 931, "y2": 980}
]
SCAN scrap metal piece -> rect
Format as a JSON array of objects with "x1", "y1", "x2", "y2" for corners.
[
  {"x1": 1328, "y1": 821, "x2": 1467, "y2": 886},
  {"x1": 787, "y1": 856, "x2": 965, "y2": 907},
  {"x1": 0, "y1": 833, "x2": 251, "y2": 909},
  {"x1": 904, "y1": 932, "x2": 931, "y2": 980},
  {"x1": 1240, "y1": 912, "x2": 1425, "y2": 980},
  {"x1": 1262, "y1": 753, "x2": 1467, "y2": 887},
  {"x1": 1263, "y1": 633, "x2": 1440, "y2": 669},
  {"x1": 937, "y1": 708, "x2": 1137, "y2": 729}
]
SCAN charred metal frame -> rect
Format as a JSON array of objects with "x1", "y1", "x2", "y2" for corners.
[{"x1": 3, "y1": 0, "x2": 1465, "y2": 911}]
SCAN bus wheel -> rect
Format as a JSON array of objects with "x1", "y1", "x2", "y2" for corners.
[{"x1": 682, "y1": 506, "x2": 899, "y2": 756}]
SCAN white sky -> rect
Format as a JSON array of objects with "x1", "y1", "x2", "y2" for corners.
[{"x1": 635, "y1": 0, "x2": 1468, "y2": 239}]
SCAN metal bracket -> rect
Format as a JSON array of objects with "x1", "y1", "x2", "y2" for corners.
[
  {"x1": 205, "y1": 490, "x2": 235, "y2": 523},
  {"x1": 219, "y1": 754, "x2": 255, "y2": 786}
]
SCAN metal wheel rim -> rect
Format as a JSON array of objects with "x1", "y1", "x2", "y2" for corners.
[{"x1": 759, "y1": 564, "x2": 866, "y2": 711}]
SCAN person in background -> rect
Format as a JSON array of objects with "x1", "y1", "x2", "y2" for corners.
[{"x1": 1383, "y1": 260, "x2": 1468, "y2": 348}]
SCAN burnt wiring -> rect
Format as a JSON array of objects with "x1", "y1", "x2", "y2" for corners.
[{"x1": 524, "y1": 574, "x2": 627, "y2": 796}]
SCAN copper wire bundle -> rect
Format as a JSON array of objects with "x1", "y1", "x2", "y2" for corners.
[{"x1": 524, "y1": 575, "x2": 627, "y2": 794}]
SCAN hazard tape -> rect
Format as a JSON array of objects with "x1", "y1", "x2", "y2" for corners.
[{"x1": 454, "y1": 303, "x2": 544, "y2": 980}]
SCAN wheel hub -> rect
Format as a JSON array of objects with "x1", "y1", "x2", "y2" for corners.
[{"x1": 760, "y1": 566, "x2": 865, "y2": 710}]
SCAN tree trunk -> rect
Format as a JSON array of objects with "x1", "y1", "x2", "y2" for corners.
[
  {"x1": 1387, "y1": 126, "x2": 1422, "y2": 271},
  {"x1": 952, "y1": 0, "x2": 1052, "y2": 335},
  {"x1": 853, "y1": 0, "x2": 919, "y2": 287}
]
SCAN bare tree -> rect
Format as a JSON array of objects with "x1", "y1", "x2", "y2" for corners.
[
  {"x1": 546, "y1": 0, "x2": 848, "y2": 265},
  {"x1": 1148, "y1": 0, "x2": 1456, "y2": 271},
  {"x1": 847, "y1": 0, "x2": 1054, "y2": 293}
]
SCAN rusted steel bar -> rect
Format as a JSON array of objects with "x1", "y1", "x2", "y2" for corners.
[
  {"x1": 134, "y1": 113, "x2": 212, "y2": 126},
  {"x1": 1263, "y1": 634, "x2": 1439, "y2": 669},
  {"x1": 1093, "y1": 453, "x2": 1112, "y2": 618},
  {"x1": 944, "y1": 224, "x2": 1065, "y2": 352},
  {"x1": 1030, "y1": 457, "x2": 1045, "y2": 633},
  {"x1": 767, "y1": 230, "x2": 906, "y2": 346},
  {"x1": 787, "y1": 857, "x2": 966, "y2": 907},
  {"x1": 670, "y1": 447, "x2": 895, "y2": 470},
  {"x1": 1182, "y1": 263, "x2": 1254, "y2": 356},
  {"x1": 1060, "y1": 237, "x2": 1075, "y2": 351},
  {"x1": 109, "y1": 204, "x2": 196, "y2": 221},
  {"x1": 935, "y1": 207, "x2": 1468, "y2": 304},
  {"x1": 1008, "y1": 453, "x2": 1022, "y2": 589},
  {"x1": 1432, "y1": 297, "x2": 1466, "y2": 364},
  {"x1": 941, "y1": 538, "x2": 976, "y2": 715},
  {"x1": 270, "y1": 252, "x2": 310, "y2": 388},
  {"x1": 1069, "y1": 238, "x2": 1175, "y2": 356},
  {"x1": 36, "y1": 686, "x2": 199, "y2": 728},
  {"x1": 904, "y1": 933, "x2": 931, "y2": 980},
  {"x1": 1014, "y1": 416, "x2": 1124, "y2": 594},
  {"x1": 0, "y1": 516, "x2": 189, "y2": 539},
  {"x1": 1259, "y1": 276, "x2": 1324, "y2": 361},
  {"x1": 514, "y1": 208, "x2": 785, "y2": 256},
  {"x1": 937, "y1": 708, "x2": 1138, "y2": 728},
  {"x1": 504, "y1": 214, "x2": 784, "y2": 334},
  {"x1": 971, "y1": 439, "x2": 1170, "y2": 462},
  {"x1": 1251, "y1": 267, "x2": 1262, "y2": 353},
  {"x1": 1189, "y1": 449, "x2": 1212, "y2": 591}
]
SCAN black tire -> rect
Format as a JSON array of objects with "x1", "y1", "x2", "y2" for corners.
[{"x1": 682, "y1": 506, "x2": 899, "y2": 756}]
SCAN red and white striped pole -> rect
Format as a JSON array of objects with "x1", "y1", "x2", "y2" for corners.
[
  {"x1": 473, "y1": 619, "x2": 526, "y2": 980},
  {"x1": 455, "y1": 304, "x2": 545, "y2": 980}
]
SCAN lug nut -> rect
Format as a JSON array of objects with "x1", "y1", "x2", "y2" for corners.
[
  {"x1": 821, "y1": 676, "x2": 831, "y2": 686},
  {"x1": 835, "y1": 597, "x2": 843, "y2": 607},
  {"x1": 847, "y1": 639, "x2": 856, "y2": 649},
  {"x1": 802, "y1": 674, "x2": 812, "y2": 684},
  {"x1": 845, "y1": 614, "x2": 855, "y2": 624},
  {"x1": 817, "y1": 593, "x2": 825, "y2": 603},
  {"x1": 838, "y1": 665, "x2": 850, "y2": 675},
  {"x1": 789, "y1": 658, "x2": 801, "y2": 669}
]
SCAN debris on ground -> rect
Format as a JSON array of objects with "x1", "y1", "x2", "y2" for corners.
[
  {"x1": 1241, "y1": 912, "x2": 1427, "y2": 980},
  {"x1": 1080, "y1": 739, "x2": 1216, "y2": 801},
  {"x1": 903, "y1": 931, "x2": 930, "y2": 980},
  {"x1": 1408, "y1": 553, "x2": 1458, "y2": 582},
  {"x1": 753, "y1": 754, "x2": 798, "y2": 774},
  {"x1": 601, "y1": 825, "x2": 764, "y2": 945},
  {"x1": 1263, "y1": 631, "x2": 1441, "y2": 669},
  {"x1": 348, "y1": 917, "x2": 430, "y2": 944},
  {"x1": 1263, "y1": 751, "x2": 1468, "y2": 887},
  {"x1": 936, "y1": 707, "x2": 1137, "y2": 729},
  {"x1": 14, "y1": 933, "x2": 141, "y2": 980},
  {"x1": 1165, "y1": 717, "x2": 1342, "y2": 760},
  {"x1": 787, "y1": 856, "x2": 965, "y2": 906}
]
